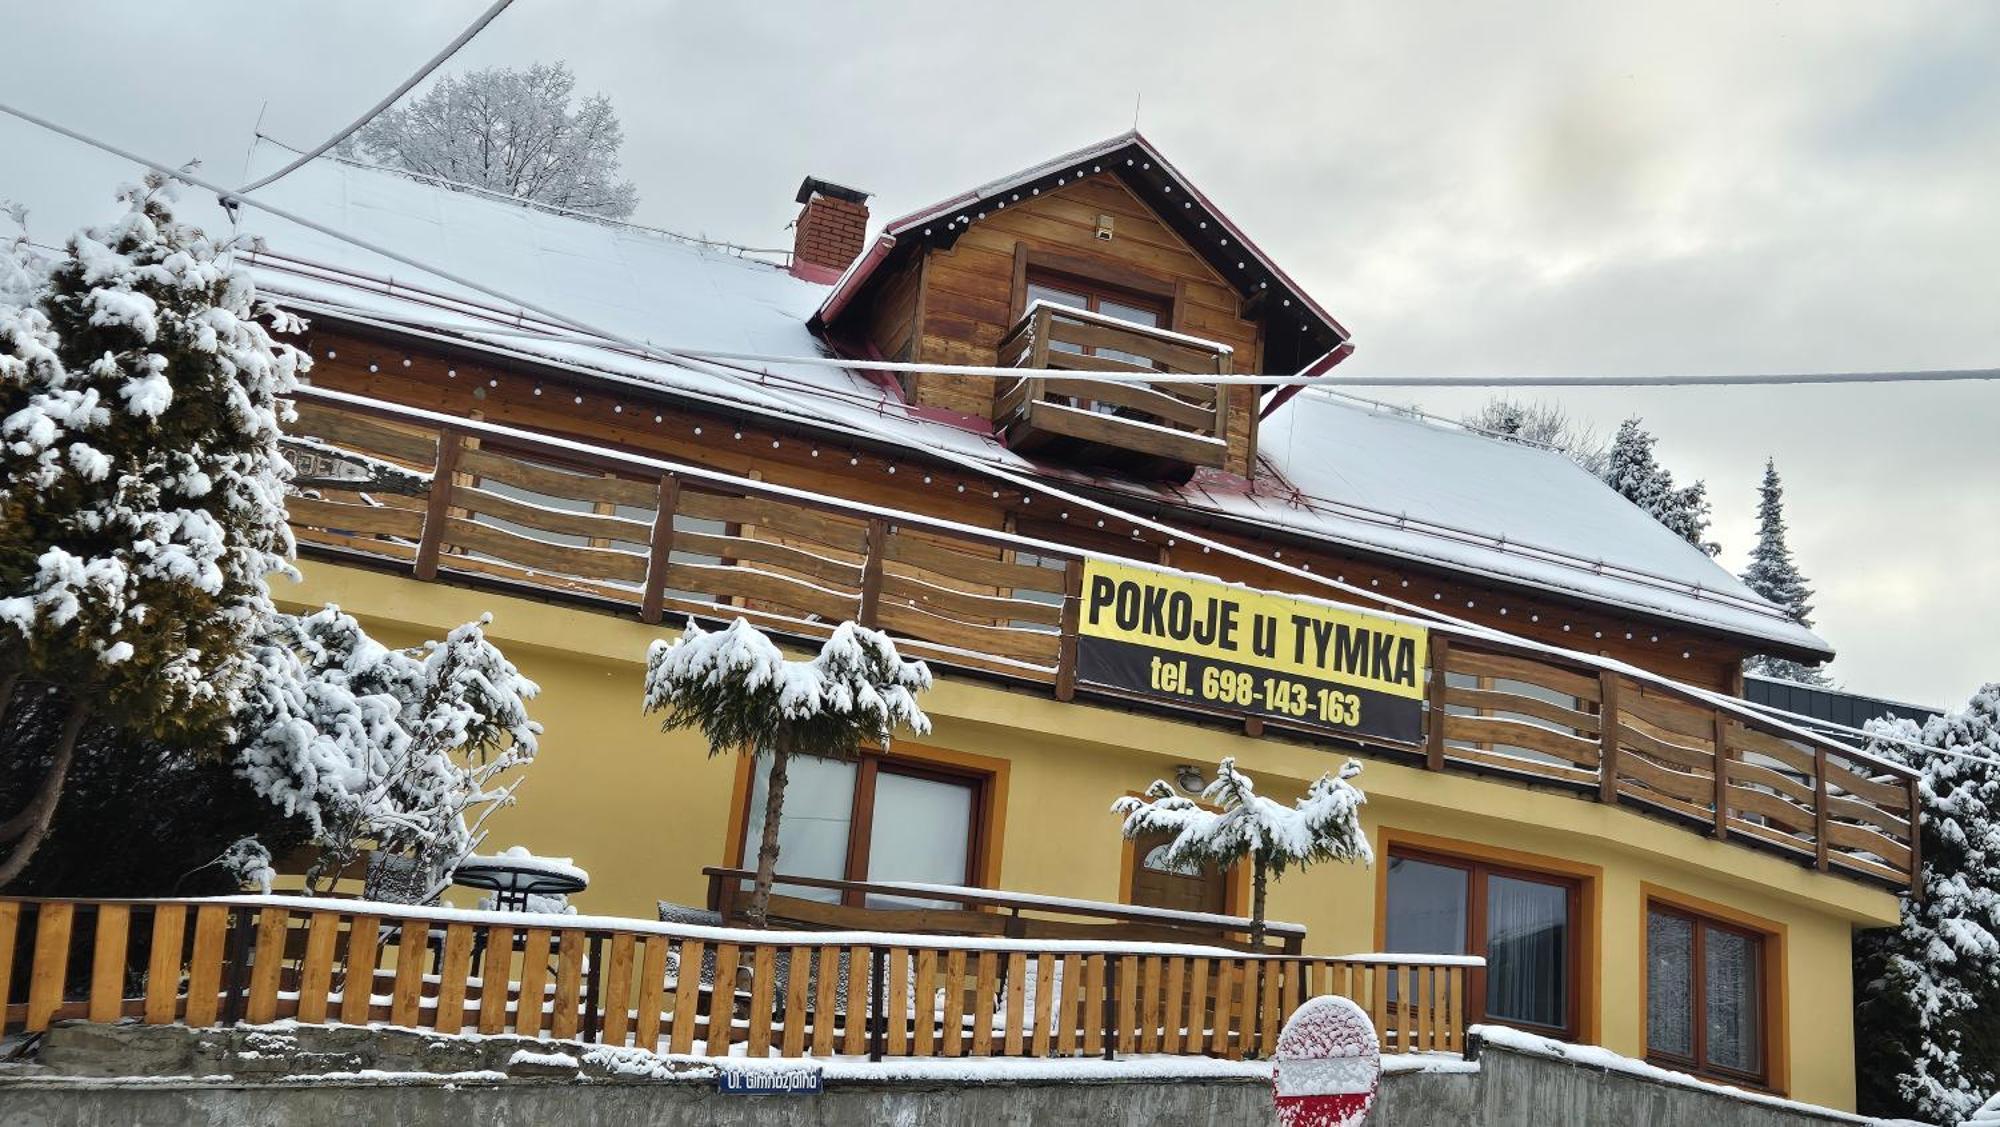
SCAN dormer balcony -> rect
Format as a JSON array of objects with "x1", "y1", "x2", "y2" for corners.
[{"x1": 995, "y1": 301, "x2": 1232, "y2": 479}]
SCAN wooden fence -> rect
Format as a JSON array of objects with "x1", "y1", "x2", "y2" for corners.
[
  {"x1": 0, "y1": 897, "x2": 1475, "y2": 1060},
  {"x1": 280, "y1": 388, "x2": 1920, "y2": 893}
]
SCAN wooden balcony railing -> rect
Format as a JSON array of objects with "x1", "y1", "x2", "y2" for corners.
[
  {"x1": 995, "y1": 302, "x2": 1230, "y2": 474},
  {"x1": 701, "y1": 867, "x2": 1308, "y2": 953},
  {"x1": 280, "y1": 387, "x2": 1921, "y2": 893},
  {"x1": 0, "y1": 896, "x2": 1477, "y2": 1059}
]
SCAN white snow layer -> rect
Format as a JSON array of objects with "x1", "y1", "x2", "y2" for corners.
[{"x1": 230, "y1": 141, "x2": 1826, "y2": 655}]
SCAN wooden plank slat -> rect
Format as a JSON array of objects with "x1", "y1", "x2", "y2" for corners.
[
  {"x1": 675, "y1": 528, "x2": 862, "y2": 589},
  {"x1": 1826, "y1": 821, "x2": 1914, "y2": 868},
  {"x1": 840, "y1": 946, "x2": 867, "y2": 1055},
  {"x1": 143, "y1": 904, "x2": 187, "y2": 1026},
  {"x1": 663, "y1": 560, "x2": 858, "y2": 622},
  {"x1": 1004, "y1": 951, "x2": 1028, "y2": 1056},
  {"x1": 746, "y1": 945, "x2": 776, "y2": 1057},
  {"x1": 1258, "y1": 958, "x2": 1282, "y2": 1056},
  {"x1": 443, "y1": 517, "x2": 649, "y2": 583},
  {"x1": 813, "y1": 946, "x2": 841, "y2": 1057},
  {"x1": 915, "y1": 950, "x2": 940, "y2": 1057},
  {"x1": 286, "y1": 496, "x2": 428, "y2": 538},
  {"x1": 28, "y1": 904, "x2": 76, "y2": 1031},
  {"x1": 0, "y1": 902, "x2": 18, "y2": 1034},
  {"x1": 1139, "y1": 956, "x2": 1163, "y2": 1053},
  {"x1": 601, "y1": 933, "x2": 637, "y2": 1046},
  {"x1": 879, "y1": 571, "x2": 1064, "y2": 626},
  {"x1": 1037, "y1": 375, "x2": 1219, "y2": 430},
  {"x1": 942, "y1": 949, "x2": 969, "y2": 1057},
  {"x1": 781, "y1": 945, "x2": 811, "y2": 1057},
  {"x1": 1185, "y1": 958, "x2": 1211, "y2": 1056},
  {"x1": 88, "y1": 904, "x2": 131, "y2": 1024},
  {"x1": 1728, "y1": 725, "x2": 1818, "y2": 773},
  {"x1": 295, "y1": 912, "x2": 340, "y2": 1026},
  {"x1": 548, "y1": 931, "x2": 584, "y2": 1041},
  {"x1": 1823, "y1": 759, "x2": 1913, "y2": 810},
  {"x1": 1030, "y1": 952, "x2": 1056, "y2": 1057},
  {"x1": 1393, "y1": 966, "x2": 1411, "y2": 1055},
  {"x1": 337, "y1": 914, "x2": 378, "y2": 1028},
  {"x1": 1116, "y1": 955, "x2": 1139, "y2": 1054},
  {"x1": 1445, "y1": 683, "x2": 1599, "y2": 734},
  {"x1": 455, "y1": 484, "x2": 653, "y2": 542},
  {"x1": 479, "y1": 926, "x2": 516, "y2": 1035},
  {"x1": 515, "y1": 929, "x2": 553, "y2": 1037},
  {"x1": 1618, "y1": 750, "x2": 1716, "y2": 805},
  {"x1": 873, "y1": 602, "x2": 1062, "y2": 664},
  {"x1": 184, "y1": 905, "x2": 229, "y2": 1029},
  {"x1": 1445, "y1": 714, "x2": 1602, "y2": 769},
  {"x1": 710, "y1": 943, "x2": 741, "y2": 1052},
  {"x1": 635, "y1": 936, "x2": 669, "y2": 1052},
  {"x1": 434, "y1": 924, "x2": 476, "y2": 1035},
  {"x1": 1018, "y1": 400, "x2": 1227, "y2": 468},
  {"x1": 1448, "y1": 648, "x2": 1602, "y2": 701},
  {"x1": 1621, "y1": 688, "x2": 1722, "y2": 742},
  {"x1": 289, "y1": 401, "x2": 439, "y2": 465},
  {"x1": 669, "y1": 941, "x2": 704, "y2": 1054},
  {"x1": 391, "y1": 921, "x2": 426, "y2": 1029},
  {"x1": 1618, "y1": 717, "x2": 1717, "y2": 772},
  {"x1": 972, "y1": 952, "x2": 998, "y2": 1056},
  {"x1": 884, "y1": 534, "x2": 1071, "y2": 594},
  {"x1": 1412, "y1": 965, "x2": 1431, "y2": 1053},
  {"x1": 1084, "y1": 955, "x2": 1108, "y2": 1057},
  {"x1": 1162, "y1": 956, "x2": 1187, "y2": 1055},
  {"x1": 246, "y1": 907, "x2": 289, "y2": 1025},
  {"x1": 458, "y1": 446, "x2": 656, "y2": 507},
  {"x1": 1058, "y1": 953, "x2": 1083, "y2": 1057},
  {"x1": 1208, "y1": 961, "x2": 1235, "y2": 1055}
]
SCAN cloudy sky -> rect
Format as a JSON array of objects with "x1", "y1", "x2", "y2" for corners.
[{"x1": 3, "y1": 1, "x2": 1994, "y2": 706}]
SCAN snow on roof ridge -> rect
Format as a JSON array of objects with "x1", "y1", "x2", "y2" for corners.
[{"x1": 248, "y1": 135, "x2": 794, "y2": 264}]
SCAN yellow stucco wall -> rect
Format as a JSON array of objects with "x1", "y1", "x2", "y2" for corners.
[{"x1": 280, "y1": 560, "x2": 1898, "y2": 1110}]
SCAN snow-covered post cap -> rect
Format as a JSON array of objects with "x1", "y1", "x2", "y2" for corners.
[{"x1": 1272, "y1": 995, "x2": 1381, "y2": 1127}]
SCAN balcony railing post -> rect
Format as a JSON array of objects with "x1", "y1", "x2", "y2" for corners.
[
  {"x1": 1210, "y1": 339, "x2": 1232, "y2": 440},
  {"x1": 1814, "y1": 746, "x2": 1830, "y2": 872},
  {"x1": 1425, "y1": 636, "x2": 1451, "y2": 771},
  {"x1": 858, "y1": 519, "x2": 887, "y2": 628},
  {"x1": 1597, "y1": 671, "x2": 1622, "y2": 804},
  {"x1": 412, "y1": 428, "x2": 463, "y2": 581},
  {"x1": 640, "y1": 474, "x2": 681, "y2": 625},
  {"x1": 1711, "y1": 711, "x2": 1731, "y2": 841},
  {"x1": 1054, "y1": 559, "x2": 1083, "y2": 701}
]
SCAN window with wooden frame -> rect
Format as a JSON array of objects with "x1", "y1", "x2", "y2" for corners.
[
  {"x1": 1022, "y1": 269, "x2": 1172, "y2": 381},
  {"x1": 1645, "y1": 900, "x2": 1772, "y2": 1086},
  {"x1": 1384, "y1": 846, "x2": 1582, "y2": 1039},
  {"x1": 737, "y1": 750, "x2": 989, "y2": 909}
]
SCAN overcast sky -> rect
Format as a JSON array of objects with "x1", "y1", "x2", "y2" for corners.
[{"x1": 3, "y1": 1, "x2": 1994, "y2": 707}]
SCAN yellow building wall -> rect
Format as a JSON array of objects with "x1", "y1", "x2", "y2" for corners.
[{"x1": 281, "y1": 560, "x2": 1898, "y2": 1111}]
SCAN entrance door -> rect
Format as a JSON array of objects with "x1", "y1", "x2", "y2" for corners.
[{"x1": 1129, "y1": 831, "x2": 1230, "y2": 915}]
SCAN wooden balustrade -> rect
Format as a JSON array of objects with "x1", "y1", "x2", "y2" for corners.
[
  {"x1": 994, "y1": 303, "x2": 1231, "y2": 473},
  {"x1": 1433, "y1": 641, "x2": 1922, "y2": 890},
  {"x1": 0, "y1": 896, "x2": 1475, "y2": 1060},
  {"x1": 280, "y1": 389, "x2": 1919, "y2": 894}
]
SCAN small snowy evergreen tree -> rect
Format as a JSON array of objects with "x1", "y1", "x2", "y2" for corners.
[
  {"x1": 342, "y1": 61, "x2": 639, "y2": 219},
  {"x1": 642, "y1": 618, "x2": 931, "y2": 927},
  {"x1": 1739, "y1": 460, "x2": 1833, "y2": 686},
  {"x1": 0, "y1": 177, "x2": 305, "y2": 886},
  {"x1": 1112, "y1": 757, "x2": 1372, "y2": 945},
  {"x1": 1462, "y1": 396, "x2": 1608, "y2": 475},
  {"x1": 1854, "y1": 688, "x2": 2000, "y2": 1122},
  {"x1": 236, "y1": 606, "x2": 541, "y2": 900},
  {"x1": 1602, "y1": 417, "x2": 1719, "y2": 556}
]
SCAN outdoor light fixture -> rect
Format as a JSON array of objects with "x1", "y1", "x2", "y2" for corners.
[{"x1": 1176, "y1": 765, "x2": 1206, "y2": 794}]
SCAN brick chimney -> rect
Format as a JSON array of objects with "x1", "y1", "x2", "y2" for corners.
[{"x1": 789, "y1": 176, "x2": 871, "y2": 283}]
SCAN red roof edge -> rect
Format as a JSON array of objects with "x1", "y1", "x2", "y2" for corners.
[
  {"x1": 1261, "y1": 340, "x2": 1355, "y2": 419},
  {"x1": 809, "y1": 233, "x2": 898, "y2": 331}
]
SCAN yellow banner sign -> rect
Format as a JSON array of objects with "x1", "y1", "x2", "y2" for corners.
[{"x1": 1076, "y1": 559, "x2": 1429, "y2": 742}]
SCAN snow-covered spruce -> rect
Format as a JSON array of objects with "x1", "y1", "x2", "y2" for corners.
[
  {"x1": 1112, "y1": 756, "x2": 1372, "y2": 945},
  {"x1": 642, "y1": 618, "x2": 931, "y2": 927},
  {"x1": 0, "y1": 175, "x2": 307, "y2": 885},
  {"x1": 236, "y1": 605, "x2": 541, "y2": 901},
  {"x1": 1854, "y1": 685, "x2": 2000, "y2": 1122},
  {"x1": 1738, "y1": 459, "x2": 1832, "y2": 686},
  {"x1": 1601, "y1": 416, "x2": 1718, "y2": 557}
]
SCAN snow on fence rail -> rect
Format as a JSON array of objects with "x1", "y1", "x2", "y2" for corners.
[
  {"x1": 278, "y1": 388, "x2": 1920, "y2": 893},
  {"x1": 0, "y1": 896, "x2": 1474, "y2": 1061}
]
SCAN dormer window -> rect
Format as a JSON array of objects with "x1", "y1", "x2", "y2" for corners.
[{"x1": 1024, "y1": 272, "x2": 1169, "y2": 377}]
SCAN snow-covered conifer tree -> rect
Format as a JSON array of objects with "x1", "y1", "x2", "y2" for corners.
[
  {"x1": 1854, "y1": 688, "x2": 2000, "y2": 1121},
  {"x1": 1602, "y1": 417, "x2": 1719, "y2": 556},
  {"x1": 0, "y1": 177, "x2": 305, "y2": 885},
  {"x1": 1739, "y1": 460, "x2": 1833, "y2": 685},
  {"x1": 237, "y1": 606, "x2": 541, "y2": 899},
  {"x1": 642, "y1": 618, "x2": 931, "y2": 927},
  {"x1": 1112, "y1": 757, "x2": 1372, "y2": 945}
]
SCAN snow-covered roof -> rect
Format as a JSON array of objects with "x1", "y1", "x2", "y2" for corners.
[{"x1": 231, "y1": 142, "x2": 1828, "y2": 657}]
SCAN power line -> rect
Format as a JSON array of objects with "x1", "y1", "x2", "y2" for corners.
[
  {"x1": 0, "y1": 99, "x2": 1920, "y2": 779},
  {"x1": 235, "y1": 0, "x2": 517, "y2": 195}
]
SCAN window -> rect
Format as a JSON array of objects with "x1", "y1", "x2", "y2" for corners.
[
  {"x1": 1646, "y1": 901, "x2": 1770, "y2": 1085},
  {"x1": 1023, "y1": 271, "x2": 1170, "y2": 382},
  {"x1": 1384, "y1": 848, "x2": 1580, "y2": 1038},
  {"x1": 738, "y1": 751, "x2": 985, "y2": 908}
]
